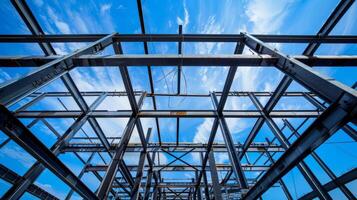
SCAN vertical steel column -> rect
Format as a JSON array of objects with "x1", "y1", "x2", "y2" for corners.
[
  {"x1": 211, "y1": 93, "x2": 248, "y2": 189},
  {"x1": 113, "y1": 40, "x2": 159, "y2": 191},
  {"x1": 194, "y1": 42, "x2": 244, "y2": 196},
  {"x1": 152, "y1": 186, "x2": 159, "y2": 200},
  {"x1": 1, "y1": 93, "x2": 107, "y2": 199},
  {"x1": 176, "y1": 25, "x2": 183, "y2": 147},
  {"x1": 136, "y1": 0, "x2": 162, "y2": 146},
  {"x1": 205, "y1": 42, "x2": 245, "y2": 188},
  {"x1": 283, "y1": 119, "x2": 355, "y2": 200},
  {"x1": 200, "y1": 152, "x2": 210, "y2": 200},
  {"x1": 96, "y1": 93, "x2": 146, "y2": 199},
  {"x1": 208, "y1": 151, "x2": 223, "y2": 200},
  {"x1": 248, "y1": 93, "x2": 332, "y2": 200},
  {"x1": 143, "y1": 151, "x2": 156, "y2": 200},
  {"x1": 131, "y1": 128, "x2": 152, "y2": 200},
  {"x1": 195, "y1": 171, "x2": 202, "y2": 200}
]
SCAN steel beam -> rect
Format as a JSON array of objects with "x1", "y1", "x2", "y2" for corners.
[
  {"x1": 1, "y1": 93, "x2": 106, "y2": 199},
  {"x1": 299, "y1": 168, "x2": 357, "y2": 200},
  {"x1": 243, "y1": 100, "x2": 354, "y2": 199},
  {"x1": 96, "y1": 93, "x2": 146, "y2": 199},
  {"x1": 65, "y1": 152, "x2": 95, "y2": 200},
  {"x1": 136, "y1": 0, "x2": 162, "y2": 147},
  {"x1": 143, "y1": 152, "x2": 156, "y2": 200},
  {"x1": 0, "y1": 104, "x2": 98, "y2": 199},
  {"x1": 131, "y1": 128, "x2": 152, "y2": 200},
  {"x1": 0, "y1": 33, "x2": 114, "y2": 106},
  {"x1": 0, "y1": 164, "x2": 58, "y2": 200},
  {"x1": 9, "y1": 91, "x2": 323, "y2": 98},
  {"x1": 303, "y1": 92, "x2": 357, "y2": 142},
  {"x1": 248, "y1": 93, "x2": 332, "y2": 199},
  {"x1": 208, "y1": 151, "x2": 223, "y2": 200},
  {"x1": 1, "y1": 34, "x2": 357, "y2": 43},
  {"x1": 11, "y1": 0, "x2": 113, "y2": 165},
  {"x1": 243, "y1": 33, "x2": 357, "y2": 116},
  {"x1": 86, "y1": 164, "x2": 270, "y2": 172},
  {"x1": 212, "y1": 93, "x2": 248, "y2": 189},
  {"x1": 13, "y1": 109, "x2": 323, "y2": 118},
  {"x1": 61, "y1": 142, "x2": 284, "y2": 153},
  {"x1": 240, "y1": 0, "x2": 356, "y2": 166},
  {"x1": 2, "y1": 54, "x2": 357, "y2": 67},
  {"x1": 283, "y1": 119, "x2": 355, "y2": 199},
  {"x1": 264, "y1": 150, "x2": 293, "y2": 200}
]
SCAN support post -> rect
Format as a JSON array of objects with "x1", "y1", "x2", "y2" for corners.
[
  {"x1": 208, "y1": 151, "x2": 223, "y2": 200},
  {"x1": 211, "y1": 93, "x2": 248, "y2": 189}
]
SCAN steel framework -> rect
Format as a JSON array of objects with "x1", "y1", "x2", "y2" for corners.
[{"x1": 0, "y1": 0, "x2": 356, "y2": 199}]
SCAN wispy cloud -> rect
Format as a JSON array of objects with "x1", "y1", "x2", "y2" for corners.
[
  {"x1": 192, "y1": 0, "x2": 291, "y2": 157},
  {"x1": 245, "y1": 0, "x2": 293, "y2": 34},
  {"x1": 47, "y1": 7, "x2": 71, "y2": 34},
  {"x1": 0, "y1": 145, "x2": 36, "y2": 168},
  {"x1": 100, "y1": 3, "x2": 112, "y2": 15},
  {"x1": 176, "y1": 0, "x2": 190, "y2": 31}
]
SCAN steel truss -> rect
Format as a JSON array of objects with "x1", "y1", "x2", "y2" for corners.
[{"x1": 0, "y1": 0, "x2": 356, "y2": 199}]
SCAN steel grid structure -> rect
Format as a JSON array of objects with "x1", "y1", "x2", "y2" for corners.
[{"x1": 0, "y1": 0, "x2": 356, "y2": 199}]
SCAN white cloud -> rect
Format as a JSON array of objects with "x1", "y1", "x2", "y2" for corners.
[
  {"x1": 47, "y1": 7, "x2": 71, "y2": 34},
  {"x1": 100, "y1": 3, "x2": 112, "y2": 14},
  {"x1": 0, "y1": 69, "x2": 12, "y2": 84},
  {"x1": 192, "y1": 0, "x2": 293, "y2": 163},
  {"x1": 176, "y1": 0, "x2": 190, "y2": 31},
  {"x1": 245, "y1": 0, "x2": 293, "y2": 34},
  {"x1": 193, "y1": 118, "x2": 214, "y2": 143}
]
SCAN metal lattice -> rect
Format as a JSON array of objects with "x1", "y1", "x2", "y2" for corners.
[{"x1": 0, "y1": 0, "x2": 356, "y2": 199}]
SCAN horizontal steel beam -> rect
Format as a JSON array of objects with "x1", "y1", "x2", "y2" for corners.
[
  {"x1": 0, "y1": 34, "x2": 357, "y2": 43},
  {"x1": 85, "y1": 165, "x2": 270, "y2": 172},
  {"x1": 22, "y1": 91, "x2": 320, "y2": 98},
  {"x1": 61, "y1": 143, "x2": 285, "y2": 153},
  {"x1": 13, "y1": 110, "x2": 322, "y2": 118},
  {"x1": 1, "y1": 55, "x2": 357, "y2": 67}
]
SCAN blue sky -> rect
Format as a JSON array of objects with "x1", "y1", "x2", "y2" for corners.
[{"x1": 0, "y1": 0, "x2": 356, "y2": 199}]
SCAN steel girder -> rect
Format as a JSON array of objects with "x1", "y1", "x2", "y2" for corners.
[
  {"x1": 0, "y1": 93, "x2": 106, "y2": 199},
  {"x1": 0, "y1": 105, "x2": 98, "y2": 199},
  {"x1": 1, "y1": 34, "x2": 357, "y2": 43},
  {"x1": 242, "y1": 33, "x2": 357, "y2": 200},
  {"x1": 1, "y1": 54, "x2": 357, "y2": 67},
  {"x1": 299, "y1": 168, "x2": 357, "y2": 200},
  {"x1": 0, "y1": 164, "x2": 58, "y2": 200}
]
